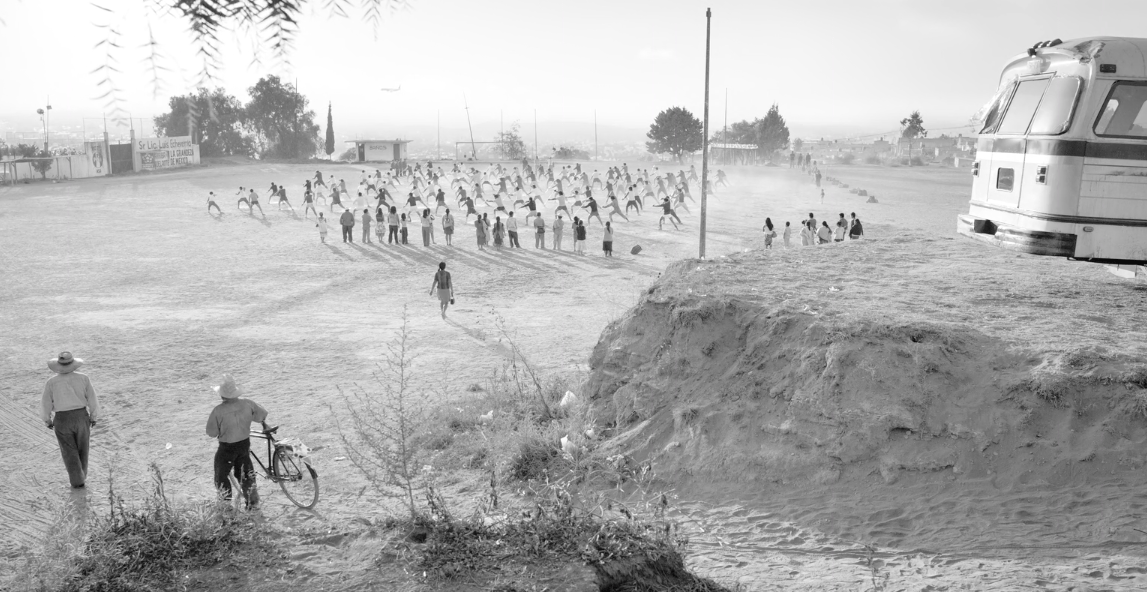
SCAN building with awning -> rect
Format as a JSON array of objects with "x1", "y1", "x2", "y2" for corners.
[{"x1": 347, "y1": 139, "x2": 411, "y2": 162}]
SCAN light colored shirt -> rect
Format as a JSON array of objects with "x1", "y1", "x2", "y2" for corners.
[
  {"x1": 507, "y1": 217, "x2": 518, "y2": 231},
  {"x1": 206, "y1": 398, "x2": 268, "y2": 443},
  {"x1": 42, "y1": 371, "x2": 100, "y2": 422}
]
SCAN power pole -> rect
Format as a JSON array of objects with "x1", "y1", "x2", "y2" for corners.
[
  {"x1": 594, "y1": 110, "x2": 598, "y2": 161},
  {"x1": 699, "y1": 8, "x2": 712, "y2": 259},
  {"x1": 463, "y1": 92, "x2": 477, "y2": 159},
  {"x1": 534, "y1": 109, "x2": 538, "y2": 164},
  {"x1": 437, "y1": 110, "x2": 440, "y2": 160},
  {"x1": 723, "y1": 89, "x2": 728, "y2": 165}
]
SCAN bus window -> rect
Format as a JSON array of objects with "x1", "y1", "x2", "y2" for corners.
[
  {"x1": 996, "y1": 79, "x2": 1051, "y2": 135},
  {"x1": 1029, "y1": 77, "x2": 1082, "y2": 135},
  {"x1": 1095, "y1": 82, "x2": 1147, "y2": 138},
  {"x1": 977, "y1": 81, "x2": 1017, "y2": 134}
]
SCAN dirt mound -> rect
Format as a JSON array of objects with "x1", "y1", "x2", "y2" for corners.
[{"x1": 585, "y1": 255, "x2": 1147, "y2": 549}]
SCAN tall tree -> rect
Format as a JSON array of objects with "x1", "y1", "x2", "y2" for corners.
[
  {"x1": 792, "y1": 138, "x2": 804, "y2": 152},
  {"x1": 646, "y1": 106, "x2": 703, "y2": 162},
  {"x1": 494, "y1": 122, "x2": 526, "y2": 160},
  {"x1": 754, "y1": 104, "x2": 791, "y2": 157},
  {"x1": 325, "y1": 102, "x2": 335, "y2": 159},
  {"x1": 900, "y1": 111, "x2": 926, "y2": 138},
  {"x1": 153, "y1": 88, "x2": 251, "y2": 157},
  {"x1": 244, "y1": 76, "x2": 321, "y2": 159}
]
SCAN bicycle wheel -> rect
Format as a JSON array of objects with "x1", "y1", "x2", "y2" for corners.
[{"x1": 272, "y1": 446, "x2": 319, "y2": 509}]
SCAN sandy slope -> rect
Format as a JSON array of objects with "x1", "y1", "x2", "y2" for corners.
[{"x1": 2, "y1": 161, "x2": 1144, "y2": 589}]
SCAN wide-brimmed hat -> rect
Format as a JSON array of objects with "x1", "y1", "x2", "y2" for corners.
[
  {"x1": 48, "y1": 352, "x2": 83, "y2": 373},
  {"x1": 213, "y1": 374, "x2": 242, "y2": 399}
]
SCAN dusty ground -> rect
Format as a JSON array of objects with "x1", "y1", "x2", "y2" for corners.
[{"x1": 2, "y1": 160, "x2": 1143, "y2": 589}]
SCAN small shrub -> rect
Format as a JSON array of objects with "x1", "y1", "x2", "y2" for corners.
[
  {"x1": 508, "y1": 436, "x2": 558, "y2": 481},
  {"x1": 863, "y1": 154, "x2": 881, "y2": 165},
  {"x1": 1130, "y1": 391, "x2": 1147, "y2": 419},
  {"x1": 837, "y1": 152, "x2": 856, "y2": 165}
]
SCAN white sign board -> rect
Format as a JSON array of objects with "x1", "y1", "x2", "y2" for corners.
[{"x1": 133, "y1": 136, "x2": 201, "y2": 171}]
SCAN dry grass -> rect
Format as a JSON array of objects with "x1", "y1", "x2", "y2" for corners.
[{"x1": 8, "y1": 465, "x2": 272, "y2": 592}]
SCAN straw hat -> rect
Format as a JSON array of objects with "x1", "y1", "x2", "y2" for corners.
[
  {"x1": 48, "y1": 352, "x2": 84, "y2": 373},
  {"x1": 213, "y1": 374, "x2": 242, "y2": 399}
]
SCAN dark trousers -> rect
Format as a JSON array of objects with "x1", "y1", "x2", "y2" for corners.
[
  {"x1": 401, "y1": 227, "x2": 408, "y2": 244},
  {"x1": 214, "y1": 438, "x2": 258, "y2": 507},
  {"x1": 535, "y1": 231, "x2": 545, "y2": 248},
  {"x1": 388, "y1": 225, "x2": 399, "y2": 243},
  {"x1": 509, "y1": 231, "x2": 520, "y2": 248},
  {"x1": 54, "y1": 408, "x2": 90, "y2": 487},
  {"x1": 342, "y1": 225, "x2": 353, "y2": 242}
]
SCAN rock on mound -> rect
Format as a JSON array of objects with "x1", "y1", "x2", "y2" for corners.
[{"x1": 585, "y1": 262, "x2": 1147, "y2": 495}]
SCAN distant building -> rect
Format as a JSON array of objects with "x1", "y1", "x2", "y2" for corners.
[{"x1": 347, "y1": 139, "x2": 411, "y2": 162}]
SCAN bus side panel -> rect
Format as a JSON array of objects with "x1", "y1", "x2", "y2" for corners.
[
  {"x1": 1017, "y1": 152, "x2": 1084, "y2": 218},
  {"x1": 1079, "y1": 159, "x2": 1147, "y2": 220}
]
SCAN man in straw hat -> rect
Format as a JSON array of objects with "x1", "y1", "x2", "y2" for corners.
[
  {"x1": 206, "y1": 374, "x2": 268, "y2": 509},
  {"x1": 41, "y1": 352, "x2": 101, "y2": 488}
]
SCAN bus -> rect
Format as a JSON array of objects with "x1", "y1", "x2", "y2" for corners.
[{"x1": 958, "y1": 37, "x2": 1147, "y2": 277}]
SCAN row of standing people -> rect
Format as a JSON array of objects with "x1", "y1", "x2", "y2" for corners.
[{"x1": 761, "y1": 212, "x2": 864, "y2": 248}]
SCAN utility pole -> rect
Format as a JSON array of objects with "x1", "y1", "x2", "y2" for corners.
[
  {"x1": 534, "y1": 109, "x2": 538, "y2": 164},
  {"x1": 463, "y1": 93, "x2": 477, "y2": 160},
  {"x1": 723, "y1": 89, "x2": 728, "y2": 165},
  {"x1": 699, "y1": 8, "x2": 712, "y2": 259},
  {"x1": 594, "y1": 110, "x2": 598, "y2": 161},
  {"x1": 500, "y1": 109, "x2": 504, "y2": 160},
  {"x1": 437, "y1": 110, "x2": 440, "y2": 160}
]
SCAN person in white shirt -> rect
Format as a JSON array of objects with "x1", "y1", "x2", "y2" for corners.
[
  {"x1": 506, "y1": 212, "x2": 521, "y2": 248},
  {"x1": 42, "y1": 352, "x2": 101, "y2": 488},
  {"x1": 552, "y1": 215, "x2": 565, "y2": 250}
]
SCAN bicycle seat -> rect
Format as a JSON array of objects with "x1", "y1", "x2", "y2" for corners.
[{"x1": 264, "y1": 425, "x2": 279, "y2": 435}]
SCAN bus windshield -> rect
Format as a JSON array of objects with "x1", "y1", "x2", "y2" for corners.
[
  {"x1": 996, "y1": 79, "x2": 1050, "y2": 135},
  {"x1": 1029, "y1": 77, "x2": 1082, "y2": 135}
]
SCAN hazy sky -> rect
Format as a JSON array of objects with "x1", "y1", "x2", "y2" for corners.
[{"x1": 4, "y1": 0, "x2": 1147, "y2": 141}]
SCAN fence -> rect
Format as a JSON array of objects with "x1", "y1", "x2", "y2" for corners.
[{"x1": 1, "y1": 152, "x2": 110, "y2": 185}]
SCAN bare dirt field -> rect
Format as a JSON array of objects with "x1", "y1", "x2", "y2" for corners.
[{"x1": 2, "y1": 160, "x2": 1144, "y2": 590}]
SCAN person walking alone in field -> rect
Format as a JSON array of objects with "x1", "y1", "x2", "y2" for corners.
[
  {"x1": 361, "y1": 208, "x2": 373, "y2": 244},
  {"x1": 207, "y1": 192, "x2": 222, "y2": 215},
  {"x1": 783, "y1": 221, "x2": 792, "y2": 248},
  {"x1": 429, "y1": 262, "x2": 455, "y2": 319},
  {"x1": 442, "y1": 209, "x2": 455, "y2": 246},
  {"x1": 206, "y1": 374, "x2": 268, "y2": 509},
  {"x1": 339, "y1": 208, "x2": 355, "y2": 243},
  {"x1": 42, "y1": 352, "x2": 100, "y2": 488},
  {"x1": 316, "y1": 213, "x2": 328, "y2": 243}
]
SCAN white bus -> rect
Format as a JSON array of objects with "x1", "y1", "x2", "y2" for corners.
[{"x1": 958, "y1": 37, "x2": 1147, "y2": 276}]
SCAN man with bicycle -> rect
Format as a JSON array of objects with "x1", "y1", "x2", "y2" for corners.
[{"x1": 206, "y1": 374, "x2": 268, "y2": 509}]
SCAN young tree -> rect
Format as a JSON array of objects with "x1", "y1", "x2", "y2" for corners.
[
  {"x1": 153, "y1": 88, "x2": 251, "y2": 157},
  {"x1": 244, "y1": 75, "x2": 322, "y2": 159},
  {"x1": 30, "y1": 150, "x2": 54, "y2": 179},
  {"x1": 324, "y1": 102, "x2": 335, "y2": 159},
  {"x1": 335, "y1": 310, "x2": 427, "y2": 519},
  {"x1": 495, "y1": 122, "x2": 526, "y2": 160},
  {"x1": 900, "y1": 111, "x2": 926, "y2": 139},
  {"x1": 792, "y1": 138, "x2": 804, "y2": 152},
  {"x1": 646, "y1": 106, "x2": 703, "y2": 162}
]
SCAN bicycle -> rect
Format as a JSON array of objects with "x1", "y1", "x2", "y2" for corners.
[{"x1": 249, "y1": 422, "x2": 320, "y2": 509}]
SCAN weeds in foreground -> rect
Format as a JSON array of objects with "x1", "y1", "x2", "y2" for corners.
[{"x1": 11, "y1": 464, "x2": 269, "y2": 592}]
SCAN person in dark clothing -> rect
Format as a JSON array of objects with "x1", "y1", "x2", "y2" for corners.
[
  {"x1": 206, "y1": 375, "x2": 268, "y2": 509},
  {"x1": 339, "y1": 208, "x2": 355, "y2": 243}
]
